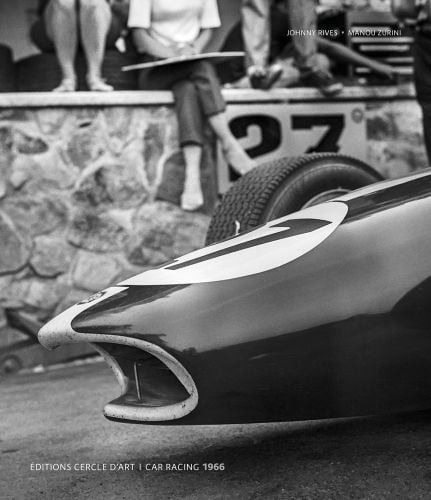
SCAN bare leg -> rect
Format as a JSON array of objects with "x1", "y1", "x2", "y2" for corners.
[
  {"x1": 208, "y1": 112, "x2": 257, "y2": 175},
  {"x1": 181, "y1": 145, "x2": 204, "y2": 211},
  {"x1": 45, "y1": 0, "x2": 78, "y2": 91},
  {"x1": 80, "y1": 0, "x2": 113, "y2": 90}
]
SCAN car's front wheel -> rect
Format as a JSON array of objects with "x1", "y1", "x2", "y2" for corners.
[{"x1": 206, "y1": 153, "x2": 383, "y2": 244}]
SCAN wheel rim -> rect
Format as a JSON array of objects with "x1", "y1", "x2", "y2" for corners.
[{"x1": 301, "y1": 188, "x2": 350, "y2": 209}]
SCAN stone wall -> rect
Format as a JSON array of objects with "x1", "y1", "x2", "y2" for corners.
[
  {"x1": 0, "y1": 87, "x2": 426, "y2": 356},
  {"x1": 0, "y1": 101, "x2": 213, "y2": 347},
  {"x1": 366, "y1": 99, "x2": 427, "y2": 177}
]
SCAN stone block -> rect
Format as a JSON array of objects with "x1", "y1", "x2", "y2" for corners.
[
  {"x1": 14, "y1": 128, "x2": 48, "y2": 155},
  {"x1": 0, "y1": 125, "x2": 13, "y2": 159},
  {"x1": 0, "y1": 179, "x2": 6, "y2": 199},
  {"x1": 103, "y1": 107, "x2": 146, "y2": 143},
  {"x1": 2, "y1": 193, "x2": 68, "y2": 237},
  {"x1": 0, "y1": 275, "x2": 13, "y2": 304},
  {"x1": 0, "y1": 211, "x2": 31, "y2": 275},
  {"x1": 73, "y1": 159, "x2": 149, "y2": 209},
  {"x1": 366, "y1": 100, "x2": 426, "y2": 175},
  {"x1": 172, "y1": 214, "x2": 210, "y2": 257},
  {"x1": 67, "y1": 210, "x2": 130, "y2": 253},
  {"x1": 30, "y1": 235, "x2": 76, "y2": 278},
  {"x1": 3, "y1": 280, "x2": 29, "y2": 308},
  {"x1": 23, "y1": 278, "x2": 67, "y2": 311},
  {"x1": 72, "y1": 251, "x2": 123, "y2": 291},
  {"x1": 0, "y1": 308, "x2": 7, "y2": 330},
  {"x1": 65, "y1": 116, "x2": 106, "y2": 168},
  {"x1": 128, "y1": 246, "x2": 169, "y2": 267},
  {"x1": 2, "y1": 276, "x2": 65, "y2": 311},
  {"x1": 9, "y1": 155, "x2": 39, "y2": 189},
  {"x1": 34, "y1": 108, "x2": 69, "y2": 136},
  {"x1": 0, "y1": 126, "x2": 14, "y2": 182},
  {"x1": 0, "y1": 109, "x2": 28, "y2": 121},
  {"x1": 127, "y1": 201, "x2": 210, "y2": 264},
  {"x1": 367, "y1": 113, "x2": 398, "y2": 141},
  {"x1": 31, "y1": 148, "x2": 79, "y2": 190}
]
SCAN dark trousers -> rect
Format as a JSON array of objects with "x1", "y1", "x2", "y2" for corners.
[
  {"x1": 413, "y1": 31, "x2": 431, "y2": 164},
  {"x1": 139, "y1": 60, "x2": 226, "y2": 147},
  {"x1": 420, "y1": 104, "x2": 431, "y2": 164},
  {"x1": 241, "y1": 0, "x2": 318, "y2": 70}
]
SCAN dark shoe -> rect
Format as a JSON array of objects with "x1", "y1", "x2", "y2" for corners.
[
  {"x1": 264, "y1": 64, "x2": 283, "y2": 89},
  {"x1": 248, "y1": 64, "x2": 283, "y2": 90},
  {"x1": 300, "y1": 68, "x2": 343, "y2": 97},
  {"x1": 247, "y1": 66, "x2": 267, "y2": 89}
]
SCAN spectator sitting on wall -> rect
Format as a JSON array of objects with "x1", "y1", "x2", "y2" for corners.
[
  {"x1": 31, "y1": 0, "x2": 124, "y2": 91},
  {"x1": 221, "y1": 1, "x2": 396, "y2": 88},
  {"x1": 128, "y1": 0, "x2": 256, "y2": 212},
  {"x1": 242, "y1": 0, "x2": 343, "y2": 95}
]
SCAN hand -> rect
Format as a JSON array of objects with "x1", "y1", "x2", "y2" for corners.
[
  {"x1": 174, "y1": 43, "x2": 198, "y2": 57},
  {"x1": 164, "y1": 47, "x2": 183, "y2": 58}
]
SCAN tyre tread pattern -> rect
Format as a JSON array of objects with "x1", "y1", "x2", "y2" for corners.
[{"x1": 205, "y1": 153, "x2": 381, "y2": 244}]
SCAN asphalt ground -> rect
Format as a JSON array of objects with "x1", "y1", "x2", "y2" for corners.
[{"x1": 1, "y1": 361, "x2": 431, "y2": 500}]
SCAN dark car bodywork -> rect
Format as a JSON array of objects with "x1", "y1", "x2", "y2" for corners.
[{"x1": 38, "y1": 170, "x2": 431, "y2": 425}]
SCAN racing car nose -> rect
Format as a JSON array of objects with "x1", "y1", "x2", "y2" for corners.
[
  {"x1": 38, "y1": 309, "x2": 73, "y2": 349},
  {"x1": 38, "y1": 285, "x2": 199, "y2": 423},
  {"x1": 38, "y1": 287, "x2": 128, "y2": 349}
]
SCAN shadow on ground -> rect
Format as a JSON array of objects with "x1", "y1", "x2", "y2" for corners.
[{"x1": 1, "y1": 363, "x2": 431, "y2": 499}]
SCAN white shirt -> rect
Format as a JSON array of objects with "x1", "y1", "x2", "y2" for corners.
[{"x1": 128, "y1": 0, "x2": 221, "y2": 47}]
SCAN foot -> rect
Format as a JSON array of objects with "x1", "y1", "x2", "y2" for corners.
[
  {"x1": 247, "y1": 66, "x2": 267, "y2": 89},
  {"x1": 247, "y1": 64, "x2": 283, "y2": 90},
  {"x1": 264, "y1": 64, "x2": 283, "y2": 89},
  {"x1": 300, "y1": 68, "x2": 343, "y2": 97},
  {"x1": 181, "y1": 189, "x2": 204, "y2": 212},
  {"x1": 87, "y1": 76, "x2": 113, "y2": 92},
  {"x1": 373, "y1": 62, "x2": 398, "y2": 82},
  {"x1": 222, "y1": 141, "x2": 257, "y2": 175},
  {"x1": 52, "y1": 78, "x2": 76, "y2": 92}
]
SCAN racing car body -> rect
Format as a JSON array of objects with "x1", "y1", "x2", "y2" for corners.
[{"x1": 38, "y1": 169, "x2": 431, "y2": 425}]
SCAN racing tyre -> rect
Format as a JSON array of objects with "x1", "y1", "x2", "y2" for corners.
[{"x1": 206, "y1": 153, "x2": 383, "y2": 244}]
